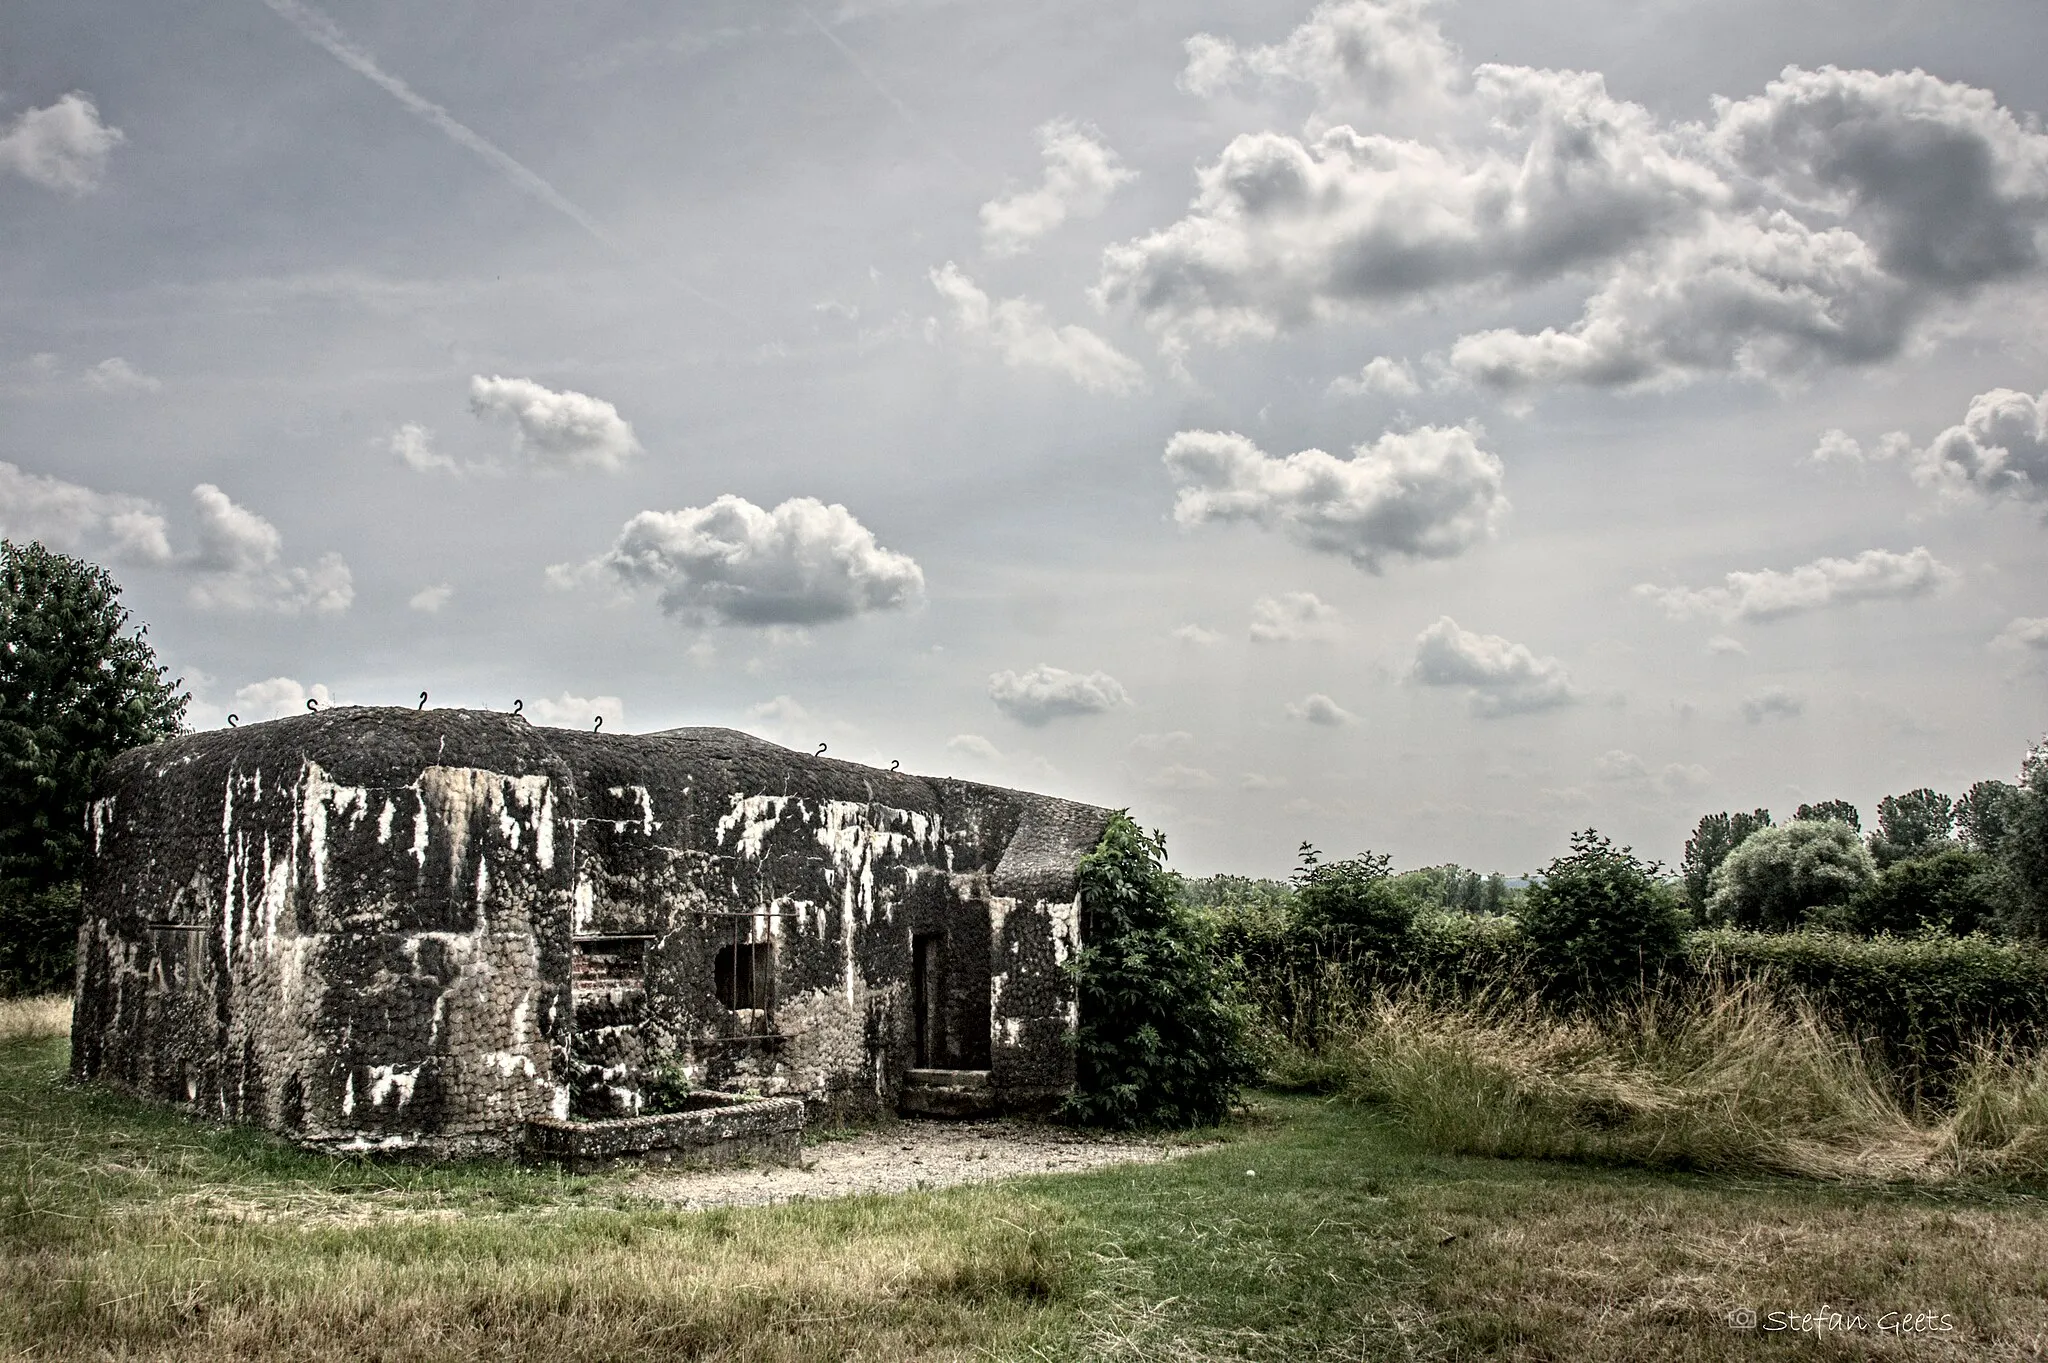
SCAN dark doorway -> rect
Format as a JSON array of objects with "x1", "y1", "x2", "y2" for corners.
[
  {"x1": 715, "y1": 941, "x2": 773, "y2": 1011},
  {"x1": 911, "y1": 921, "x2": 992, "y2": 1070},
  {"x1": 912, "y1": 933, "x2": 943, "y2": 1067}
]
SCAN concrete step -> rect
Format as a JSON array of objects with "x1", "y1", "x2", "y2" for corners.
[{"x1": 900, "y1": 1067, "x2": 996, "y2": 1118}]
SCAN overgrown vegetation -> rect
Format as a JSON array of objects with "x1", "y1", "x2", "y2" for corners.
[
  {"x1": 1065, "y1": 812, "x2": 1256, "y2": 1129},
  {"x1": 4, "y1": 1006, "x2": 2046, "y2": 1361}
]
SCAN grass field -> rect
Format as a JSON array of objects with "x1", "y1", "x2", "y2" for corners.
[{"x1": 3, "y1": 997, "x2": 2045, "y2": 1361}]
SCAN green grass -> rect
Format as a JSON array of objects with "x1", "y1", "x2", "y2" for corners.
[{"x1": 4, "y1": 998, "x2": 2047, "y2": 1360}]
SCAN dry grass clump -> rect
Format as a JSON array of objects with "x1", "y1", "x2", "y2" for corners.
[
  {"x1": 0, "y1": 994, "x2": 69, "y2": 1042},
  {"x1": 1318, "y1": 981, "x2": 2047, "y2": 1183}
]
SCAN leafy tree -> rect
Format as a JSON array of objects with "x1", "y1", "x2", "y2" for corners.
[
  {"x1": 1870, "y1": 788, "x2": 1956, "y2": 868},
  {"x1": 1065, "y1": 814, "x2": 1256, "y2": 1128},
  {"x1": 1291, "y1": 843, "x2": 1413, "y2": 963},
  {"x1": 2001, "y1": 743, "x2": 2048, "y2": 940},
  {"x1": 0, "y1": 541, "x2": 186, "y2": 993},
  {"x1": 1956, "y1": 780, "x2": 2020, "y2": 854},
  {"x1": 1519, "y1": 829, "x2": 1684, "y2": 995},
  {"x1": 1681, "y1": 809, "x2": 1773, "y2": 916},
  {"x1": 1706, "y1": 819, "x2": 1874, "y2": 931},
  {"x1": 1847, "y1": 848, "x2": 2011, "y2": 937},
  {"x1": 1795, "y1": 799, "x2": 1860, "y2": 831}
]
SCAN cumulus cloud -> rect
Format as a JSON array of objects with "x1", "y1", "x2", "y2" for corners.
[
  {"x1": 389, "y1": 422, "x2": 462, "y2": 474},
  {"x1": 988, "y1": 665, "x2": 1131, "y2": 726},
  {"x1": 1993, "y1": 617, "x2": 2048, "y2": 652},
  {"x1": 1101, "y1": 64, "x2": 1721, "y2": 348},
  {"x1": 1328, "y1": 356, "x2": 1419, "y2": 397},
  {"x1": 1177, "y1": 0, "x2": 1463, "y2": 123},
  {"x1": 1284, "y1": 692, "x2": 1358, "y2": 726},
  {"x1": 83, "y1": 358, "x2": 162, "y2": 394},
  {"x1": 947, "y1": 733, "x2": 1005, "y2": 763},
  {"x1": 0, "y1": 465, "x2": 348, "y2": 613},
  {"x1": 1249, "y1": 591, "x2": 1343, "y2": 643},
  {"x1": 527, "y1": 691, "x2": 626, "y2": 731},
  {"x1": 0, "y1": 93, "x2": 123, "y2": 193},
  {"x1": 1910, "y1": 386, "x2": 2048, "y2": 505},
  {"x1": 1706, "y1": 634, "x2": 1747, "y2": 656},
  {"x1": 185, "y1": 484, "x2": 354, "y2": 614},
  {"x1": 1107, "y1": 8, "x2": 2048, "y2": 391},
  {"x1": 231, "y1": 677, "x2": 334, "y2": 722},
  {"x1": 1742, "y1": 686, "x2": 1804, "y2": 723},
  {"x1": 468, "y1": 375, "x2": 641, "y2": 472},
  {"x1": 1805, "y1": 428, "x2": 1910, "y2": 468},
  {"x1": 980, "y1": 118, "x2": 1136, "y2": 257},
  {"x1": 930, "y1": 264, "x2": 1145, "y2": 394},
  {"x1": 0, "y1": 461, "x2": 172, "y2": 566},
  {"x1": 1163, "y1": 425, "x2": 1505, "y2": 571},
  {"x1": 1408, "y1": 615, "x2": 1578, "y2": 716},
  {"x1": 1147, "y1": 764, "x2": 1220, "y2": 790},
  {"x1": 1594, "y1": 748, "x2": 1711, "y2": 794},
  {"x1": 1173, "y1": 623, "x2": 1223, "y2": 645},
  {"x1": 1634, "y1": 546, "x2": 1953, "y2": 622},
  {"x1": 409, "y1": 583, "x2": 453, "y2": 613},
  {"x1": 562, "y1": 494, "x2": 924, "y2": 627}
]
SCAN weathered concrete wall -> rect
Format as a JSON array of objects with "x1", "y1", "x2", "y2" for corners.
[{"x1": 73, "y1": 707, "x2": 1109, "y2": 1154}]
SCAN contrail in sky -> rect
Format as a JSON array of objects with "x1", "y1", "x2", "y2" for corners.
[
  {"x1": 798, "y1": 7, "x2": 971, "y2": 174},
  {"x1": 256, "y1": 0, "x2": 749, "y2": 328}
]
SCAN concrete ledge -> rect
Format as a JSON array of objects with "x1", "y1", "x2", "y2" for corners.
[
  {"x1": 901, "y1": 1068, "x2": 998, "y2": 1118},
  {"x1": 521, "y1": 1093, "x2": 805, "y2": 1171}
]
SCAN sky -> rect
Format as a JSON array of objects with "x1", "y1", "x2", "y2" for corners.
[{"x1": 5, "y1": 0, "x2": 2048, "y2": 878}]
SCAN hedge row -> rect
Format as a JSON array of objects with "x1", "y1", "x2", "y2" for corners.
[{"x1": 1212, "y1": 909, "x2": 2048, "y2": 1105}]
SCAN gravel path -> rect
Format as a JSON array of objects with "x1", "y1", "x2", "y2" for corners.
[{"x1": 629, "y1": 1119, "x2": 1196, "y2": 1210}]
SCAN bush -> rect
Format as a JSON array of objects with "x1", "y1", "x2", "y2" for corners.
[
  {"x1": 1290, "y1": 844, "x2": 1414, "y2": 964},
  {"x1": 1065, "y1": 813, "x2": 1256, "y2": 1128},
  {"x1": 1518, "y1": 830, "x2": 1684, "y2": 997},
  {"x1": 1847, "y1": 848, "x2": 2012, "y2": 937},
  {"x1": 0, "y1": 881, "x2": 79, "y2": 997},
  {"x1": 1706, "y1": 819, "x2": 1873, "y2": 930}
]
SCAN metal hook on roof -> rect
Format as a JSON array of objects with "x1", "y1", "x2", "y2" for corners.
[
  {"x1": 305, "y1": 697, "x2": 319, "y2": 713},
  {"x1": 417, "y1": 691, "x2": 428, "y2": 710},
  {"x1": 815, "y1": 742, "x2": 828, "y2": 756},
  {"x1": 889, "y1": 759, "x2": 899, "y2": 771},
  {"x1": 226, "y1": 714, "x2": 238, "y2": 728},
  {"x1": 512, "y1": 698, "x2": 523, "y2": 717},
  {"x1": 593, "y1": 715, "x2": 604, "y2": 732}
]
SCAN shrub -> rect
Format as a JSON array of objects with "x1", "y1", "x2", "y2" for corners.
[
  {"x1": 1518, "y1": 830, "x2": 1684, "y2": 997},
  {"x1": 1706, "y1": 819, "x2": 1873, "y2": 930},
  {"x1": 1290, "y1": 844, "x2": 1414, "y2": 964},
  {"x1": 1847, "y1": 848, "x2": 2012, "y2": 937},
  {"x1": 1065, "y1": 813, "x2": 1256, "y2": 1128},
  {"x1": 0, "y1": 881, "x2": 80, "y2": 997}
]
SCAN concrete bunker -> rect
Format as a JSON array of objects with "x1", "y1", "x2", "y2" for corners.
[{"x1": 71, "y1": 707, "x2": 1111, "y2": 1159}]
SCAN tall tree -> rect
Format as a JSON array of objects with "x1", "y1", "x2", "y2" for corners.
[
  {"x1": 0, "y1": 543, "x2": 186, "y2": 990},
  {"x1": 1956, "y1": 780, "x2": 2020, "y2": 854},
  {"x1": 1795, "y1": 799, "x2": 1860, "y2": 830},
  {"x1": 1681, "y1": 809, "x2": 1773, "y2": 916},
  {"x1": 1870, "y1": 788, "x2": 1956, "y2": 868},
  {"x1": 2002, "y1": 745, "x2": 2048, "y2": 940}
]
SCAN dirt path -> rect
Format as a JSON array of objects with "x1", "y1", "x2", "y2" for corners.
[{"x1": 629, "y1": 1118, "x2": 1197, "y2": 1210}]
